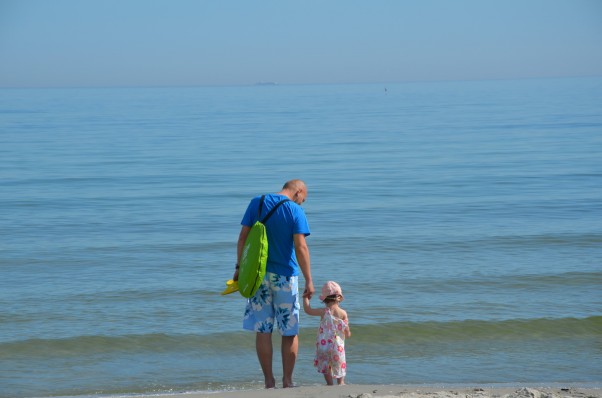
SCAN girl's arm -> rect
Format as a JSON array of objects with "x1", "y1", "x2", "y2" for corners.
[
  {"x1": 342, "y1": 310, "x2": 351, "y2": 338},
  {"x1": 303, "y1": 297, "x2": 325, "y2": 317}
]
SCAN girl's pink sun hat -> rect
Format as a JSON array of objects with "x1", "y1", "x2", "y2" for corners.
[{"x1": 319, "y1": 281, "x2": 344, "y2": 301}]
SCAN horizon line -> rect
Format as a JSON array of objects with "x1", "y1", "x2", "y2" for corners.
[{"x1": 1, "y1": 73, "x2": 600, "y2": 90}]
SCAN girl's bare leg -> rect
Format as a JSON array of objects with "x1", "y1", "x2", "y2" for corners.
[
  {"x1": 323, "y1": 373, "x2": 334, "y2": 386},
  {"x1": 337, "y1": 377, "x2": 345, "y2": 385}
]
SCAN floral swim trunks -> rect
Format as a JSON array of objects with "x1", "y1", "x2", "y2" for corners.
[{"x1": 243, "y1": 272, "x2": 300, "y2": 336}]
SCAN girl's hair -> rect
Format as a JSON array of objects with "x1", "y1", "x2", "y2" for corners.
[{"x1": 322, "y1": 294, "x2": 342, "y2": 304}]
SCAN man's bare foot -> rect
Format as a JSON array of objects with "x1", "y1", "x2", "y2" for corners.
[
  {"x1": 265, "y1": 377, "x2": 276, "y2": 389},
  {"x1": 282, "y1": 378, "x2": 295, "y2": 388}
]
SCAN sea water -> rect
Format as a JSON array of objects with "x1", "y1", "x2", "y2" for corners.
[{"x1": 1, "y1": 78, "x2": 601, "y2": 397}]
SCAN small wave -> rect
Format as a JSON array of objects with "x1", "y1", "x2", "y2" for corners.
[
  {"x1": 0, "y1": 331, "x2": 251, "y2": 359},
  {"x1": 315, "y1": 232, "x2": 602, "y2": 253},
  {"x1": 2, "y1": 317, "x2": 599, "y2": 360},
  {"x1": 394, "y1": 271, "x2": 602, "y2": 292},
  {"x1": 348, "y1": 316, "x2": 602, "y2": 345}
]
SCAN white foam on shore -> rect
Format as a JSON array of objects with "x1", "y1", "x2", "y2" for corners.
[{"x1": 111, "y1": 385, "x2": 602, "y2": 398}]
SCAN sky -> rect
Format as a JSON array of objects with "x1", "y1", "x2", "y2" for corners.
[{"x1": 0, "y1": 0, "x2": 601, "y2": 88}]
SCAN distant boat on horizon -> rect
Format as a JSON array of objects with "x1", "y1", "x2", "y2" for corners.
[{"x1": 255, "y1": 81, "x2": 278, "y2": 86}]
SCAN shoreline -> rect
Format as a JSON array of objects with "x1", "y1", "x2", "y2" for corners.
[{"x1": 145, "y1": 384, "x2": 602, "y2": 398}]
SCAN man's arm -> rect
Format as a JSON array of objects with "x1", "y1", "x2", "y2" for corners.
[
  {"x1": 234, "y1": 225, "x2": 251, "y2": 281},
  {"x1": 293, "y1": 233, "x2": 314, "y2": 299}
]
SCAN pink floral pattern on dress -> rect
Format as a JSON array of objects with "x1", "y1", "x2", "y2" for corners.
[{"x1": 314, "y1": 308, "x2": 348, "y2": 377}]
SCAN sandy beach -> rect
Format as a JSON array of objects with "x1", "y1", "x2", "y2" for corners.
[{"x1": 149, "y1": 385, "x2": 601, "y2": 398}]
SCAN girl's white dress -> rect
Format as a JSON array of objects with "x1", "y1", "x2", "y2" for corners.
[{"x1": 314, "y1": 307, "x2": 348, "y2": 377}]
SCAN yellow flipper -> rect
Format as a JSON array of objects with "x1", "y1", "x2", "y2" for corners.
[{"x1": 221, "y1": 279, "x2": 239, "y2": 295}]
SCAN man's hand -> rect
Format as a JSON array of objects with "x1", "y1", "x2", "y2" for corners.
[{"x1": 303, "y1": 281, "x2": 314, "y2": 299}]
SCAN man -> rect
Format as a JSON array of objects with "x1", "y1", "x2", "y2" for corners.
[{"x1": 233, "y1": 179, "x2": 314, "y2": 389}]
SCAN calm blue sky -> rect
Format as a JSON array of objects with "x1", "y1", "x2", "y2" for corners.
[{"x1": 1, "y1": 0, "x2": 601, "y2": 87}]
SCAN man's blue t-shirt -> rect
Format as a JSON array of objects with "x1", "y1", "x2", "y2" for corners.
[{"x1": 241, "y1": 194, "x2": 310, "y2": 277}]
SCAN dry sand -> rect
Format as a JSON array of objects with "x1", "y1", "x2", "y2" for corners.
[{"x1": 150, "y1": 385, "x2": 601, "y2": 398}]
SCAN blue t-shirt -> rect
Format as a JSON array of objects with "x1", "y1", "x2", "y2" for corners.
[{"x1": 241, "y1": 194, "x2": 310, "y2": 277}]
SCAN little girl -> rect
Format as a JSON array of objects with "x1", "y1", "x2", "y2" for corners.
[{"x1": 303, "y1": 281, "x2": 351, "y2": 385}]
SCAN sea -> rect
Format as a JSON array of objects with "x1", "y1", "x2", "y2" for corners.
[{"x1": 1, "y1": 77, "x2": 601, "y2": 398}]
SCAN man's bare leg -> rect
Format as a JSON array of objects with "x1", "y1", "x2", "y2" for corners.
[
  {"x1": 281, "y1": 335, "x2": 298, "y2": 388},
  {"x1": 256, "y1": 333, "x2": 275, "y2": 388}
]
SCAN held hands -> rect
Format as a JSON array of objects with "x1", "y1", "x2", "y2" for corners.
[{"x1": 303, "y1": 281, "x2": 314, "y2": 299}]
